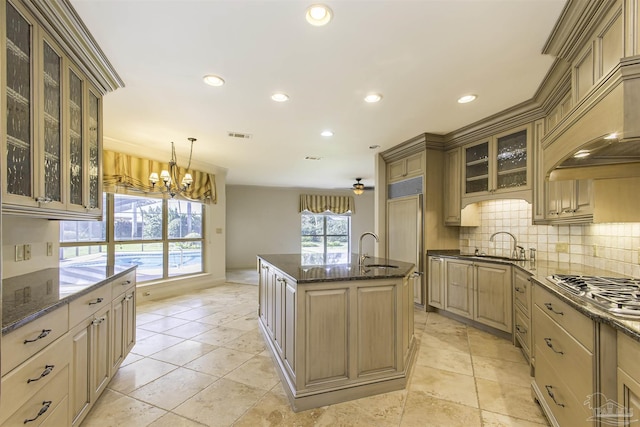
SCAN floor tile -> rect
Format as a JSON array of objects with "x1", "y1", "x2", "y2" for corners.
[
  {"x1": 476, "y1": 378, "x2": 548, "y2": 424},
  {"x1": 467, "y1": 328, "x2": 526, "y2": 363},
  {"x1": 131, "y1": 333, "x2": 185, "y2": 356},
  {"x1": 185, "y1": 346, "x2": 255, "y2": 377},
  {"x1": 148, "y1": 304, "x2": 193, "y2": 316},
  {"x1": 129, "y1": 367, "x2": 218, "y2": 410},
  {"x1": 191, "y1": 325, "x2": 247, "y2": 346},
  {"x1": 315, "y1": 389, "x2": 407, "y2": 427},
  {"x1": 136, "y1": 312, "x2": 166, "y2": 326},
  {"x1": 163, "y1": 321, "x2": 214, "y2": 339},
  {"x1": 170, "y1": 306, "x2": 222, "y2": 321},
  {"x1": 482, "y1": 410, "x2": 550, "y2": 427},
  {"x1": 472, "y1": 354, "x2": 531, "y2": 386},
  {"x1": 150, "y1": 339, "x2": 217, "y2": 365},
  {"x1": 138, "y1": 316, "x2": 191, "y2": 333},
  {"x1": 420, "y1": 325, "x2": 470, "y2": 354},
  {"x1": 400, "y1": 391, "x2": 482, "y2": 427},
  {"x1": 409, "y1": 364, "x2": 479, "y2": 408},
  {"x1": 81, "y1": 389, "x2": 166, "y2": 427},
  {"x1": 233, "y1": 388, "x2": 325, "y2": 427},
  {"x1": 135, "y1": 328, "x2": 157, "y2": 341},
  {"x1": 224, "y1": 354, "x2": 280, "y2": 391},
  {"x1": 415, "y1": 344, "x2": 473, "y2": 376},
  {"x1": 172, "y1": 378, "x2": 267, "y2": 426},
  {"x1": 220, "y1": 329, "x2": 266, "y2": 354},
  {"x1": 108, "y1": 358, "x2": 177, "y2": 394},
  {"x1": 147, "y1": 412, "x2": 208, "y2": 427}
]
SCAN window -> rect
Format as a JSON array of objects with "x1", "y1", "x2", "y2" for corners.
[
  {"x1": 301, "y1": 213, "x2": 350, "y2": 264},
  {"x1": 60, "y1": 193, "x2": 204, "y2": 283}
]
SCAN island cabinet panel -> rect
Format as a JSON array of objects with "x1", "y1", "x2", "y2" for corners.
[
  {"x1": 304, "y1": 289, "x2": 349, "y2": 386},
  {"x1": 357, "y1": 286, "x2": 396, "y2": 376},
  {"x1": 257, "y1": 255, "x2": 416, "y2": 412}
]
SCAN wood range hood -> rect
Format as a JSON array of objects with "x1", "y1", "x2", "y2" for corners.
[{"x1": 543, "y1": 56, "x2": 640, "y2": 182}]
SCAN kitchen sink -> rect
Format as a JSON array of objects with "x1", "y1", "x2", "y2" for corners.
[
  {"x1": 364, "y1": 264, "x2": 399, "y2": 269},
  {"x1": 461, "y1": 254, "x2": 516, "y2": 261}
]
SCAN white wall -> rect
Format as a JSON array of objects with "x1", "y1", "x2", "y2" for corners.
[
  {"x1": 2, "y1": 216, "x2": 60, "y2": 278},
  {"x1": 226, "y1": 185, "x2": 376, "y2": 269},
  {"x1": 460, "y1": 199, "x2": 640, "y2": 277}
]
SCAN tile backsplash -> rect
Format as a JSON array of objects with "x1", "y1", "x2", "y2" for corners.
[{"x1": 459, "y1": 199, "x2": 640, "y2": 277}]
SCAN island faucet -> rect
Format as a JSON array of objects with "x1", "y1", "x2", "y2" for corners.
[
  {"x1": 489, "y1": 231, "x2": 518, "y2": 259},
  {"x1": 358, "y1": 232, "x2": 379, "y2": 265}
]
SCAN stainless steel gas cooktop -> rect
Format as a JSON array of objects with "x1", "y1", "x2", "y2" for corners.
[{"x1": 548, "y1": 274, "x2": 640, "y2": 318}]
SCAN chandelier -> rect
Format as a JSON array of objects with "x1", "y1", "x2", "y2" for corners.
[{"x1": 148, "y1": 137, "x2": 196, "y2": 198}]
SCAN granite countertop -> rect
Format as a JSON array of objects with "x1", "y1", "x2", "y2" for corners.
[
  {"x1": 2, "y1": 265, "x2": 136, "y2": 335},
  {"x1": 258, "y1": 254, "x2": 415, "y2": 284},
  {"x1": 427, "y1": 250, "x2": 640, "y2": 342}
]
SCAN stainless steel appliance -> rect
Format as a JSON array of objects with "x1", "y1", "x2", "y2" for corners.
[{"x1": 548, "y1": 274, "x2": 640, "y2": 318}]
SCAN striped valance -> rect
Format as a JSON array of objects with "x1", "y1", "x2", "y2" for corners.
[
  {"x1": 299, "y1": 194, "x2": 355, "y2": 214},
  {"x1": 103, "y1": 150, "x2": 217, "y2": 203}
]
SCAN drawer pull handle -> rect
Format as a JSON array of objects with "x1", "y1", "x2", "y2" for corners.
[
  {"x1": 27, "y1": 365, "x2": 55, "y2": 383},
  {"x1": 544, "y1": 385, "x2": 565, "y2": 407},
  {"x1": 276, "y1": 277, "x2": 285, "y2": 283},
  {"x1": 544, "y1": 303, "x2": 563, "y2": 315},
  {"x1": 544, "y1": 338, "x2": 564, "y2": 355},
  {"x1": 24, "y1": 329, "x2": 52, "y2": 344},
  {"x1": 89, "y1": 297, "x2": 104, "y2": 306},
  {"x1": 125, "y1": 294, "x2": 134, "y2": 301},
  {"x1": 23, "y1": 401, "x2": 52, "y2": 424},
  {"x1": 515, "y1": 324, "x2": 527, "y2": 334},
  {"x1": 92, "y1": 317, "x2": 106, "y2": 326},
  {"x1": 122, "y1": 280, "x2": 132, "y2": 286},
  {"x1": 515, "y1": 287, "x2": 525, "y2": 294}
]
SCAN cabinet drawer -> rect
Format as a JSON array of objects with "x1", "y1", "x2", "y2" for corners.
[
  {"x1": 111, "y1": 271, "x2": 136, "y2": 299},
  {"x1": 0, "y1": 333, "x2": 71, "y2": 424},
  {"x1": 535, "y1": 349, "x2": 592, "y2": 427},
  {"x1": 514, "y1": 307, "x2": 530, "y2": 357},
  {"x1": 69, "y1": 285, "x2": 111, "y2": 326},
  {"x1": 2, "y1": 307, "x2": 69, "y2": 376},
  {"x1": 534, "y1": 305, "x2": 593, "y2": 399},
  {"x1": 513, "y1": 273, "x2": 531, "y2": 316},
  {"x1": 533, "y1": 285, "x2": 593, "y2": 351},
  {"x1": 2, "y1": 364, "x2": 69, "y2": 427}
]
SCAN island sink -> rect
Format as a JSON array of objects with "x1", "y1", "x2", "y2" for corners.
[{"x1": 257, "y1": 254, "x2": 416, "y2": 411}]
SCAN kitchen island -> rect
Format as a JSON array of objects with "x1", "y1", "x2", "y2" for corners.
[{"x1": 257, "y1": 254, "x2": 416, "y2": 411}]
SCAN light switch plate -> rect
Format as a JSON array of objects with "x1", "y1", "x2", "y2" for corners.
[
  {"x1": 47, "y1": 242, "x2": 53, "y2": 256},
  {"x1": 15, "y1": 245, "x2": 24, "y2": 262},
  {"x1": 24, "y1": 244, "x2": 31, "y2": 260}
]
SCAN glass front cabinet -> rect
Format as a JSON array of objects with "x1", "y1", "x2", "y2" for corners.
[
  {"x1": 462, "y1": 124, "x2": 532, "y2": 204},
  {"x1": 2, "y1": 0, "x2": 105, "y2": 219}
]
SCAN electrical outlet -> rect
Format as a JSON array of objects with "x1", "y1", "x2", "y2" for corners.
[
  {"x1": 15, "y1": 245, "x2": 24, "y2": 262},
  {"x1": 555, "y1": 242, "x2": 569, "y2": 253},
  {"x1": 46, "y1": 242, "x2": 53, "y2": 256},
  {"x1": 24, "y1": 244, "x2": 31, "y2": 260},
  {"x1": 593, "y1": 244, "x2": 599, "y2": 257}
]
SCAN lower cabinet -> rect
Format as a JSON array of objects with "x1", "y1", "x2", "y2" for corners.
[
  {"x1": 440, "y1": 258, "x2": 512, "y2": 333},
  {"x1": 427, "y1": 256, "x2": 445, "y2": 309},
  {"x1": 513, "y1": 268, "x2": 533, "y2": 362},
  {"x1": 111, "y1": 285, "x2": 136, "y2": 372},
  {"x1": 617, "y1": 332, "x2": 640, "y2": 426}
]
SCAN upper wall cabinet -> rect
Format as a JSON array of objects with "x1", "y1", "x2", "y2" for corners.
[
  {"x1": 462, "y1": 124, "x2": 532, "y2": 206},
  {"x1": 387, "y1": 152, "x2": 424, "y2": 183},
  {"x1": 1, "y1": 0, "x2": 121, "y2": 220}
]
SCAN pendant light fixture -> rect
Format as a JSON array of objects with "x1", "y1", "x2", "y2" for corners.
[{"x1": 149, "y1": 137, "x2": 196, "y2": 198}]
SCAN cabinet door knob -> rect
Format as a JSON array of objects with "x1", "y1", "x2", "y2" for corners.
[
  {"x1": 24, "y1": 329, "x2": 52, "y2": 344},
  {"x1": 23, "y1": 401, "x2": 52, "y2": 424},
  {"x1": 27, "y1": 365, "x2": 55, "y2": 383}
]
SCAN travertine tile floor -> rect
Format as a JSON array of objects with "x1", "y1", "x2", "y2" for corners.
[{"x1": 81, "y1": 277, "x2": 549, "y2": 427}]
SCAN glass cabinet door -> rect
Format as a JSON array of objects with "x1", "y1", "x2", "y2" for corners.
[
  {"x1": 42, "y1": 40, "x2": 62, "y2": 203},
  {"x1": 68, "y1": 69, "x2": 84, "y2": 207},
  {"x1": 496, "y1": 129, "x2": 527, "y2": 190},
  {"x1": 465, "y1": 141, "x2": 489, "y2": 194},
  {"x1": 5, "y1": 2, "x2": 32, "y2": 198},
  {"x1": 88, "y1": 90, "x2": 101, "y2": 211}
]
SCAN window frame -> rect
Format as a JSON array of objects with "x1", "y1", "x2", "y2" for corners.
[
  {"x1": 59, "y1": 192, "x2": 205, "y2": 282},
  {"x1": 301, "y1": 212, "x2": 351, "y2": 264}
]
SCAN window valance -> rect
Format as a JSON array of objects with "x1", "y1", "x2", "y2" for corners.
[
  {"x1": 103, "y1": 150, "x2": 217, "y2": 203},
  {"x1": 299, "y1": 194, "x2": 355, "y2": 214}
]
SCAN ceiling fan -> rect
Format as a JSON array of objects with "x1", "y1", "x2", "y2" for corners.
[{"x1": 352, "y1": 178, "x2": 373, "y2": 195}]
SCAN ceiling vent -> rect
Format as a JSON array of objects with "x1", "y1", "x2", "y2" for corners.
[{"x1": 227, "y1": 131, "x2": 252, "y2": 139}]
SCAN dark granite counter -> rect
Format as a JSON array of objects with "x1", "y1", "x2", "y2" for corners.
[
  {"x1": 427, "y1": 251, "x2": 640, "y2": 342},
  {"x1": 257, "y1": 254, "x2": 415, "y2": 284},
  {"x1": 3, "y1": 265, "x2": 136, "y2": 335}
]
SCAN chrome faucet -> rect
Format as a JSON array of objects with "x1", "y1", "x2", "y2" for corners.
[
  {"x1": 489, "y1": 231, "x2": 518, "y2": 259},
  {"x1": 358, "y1": 232, "x2": 379, "y2": 265}
]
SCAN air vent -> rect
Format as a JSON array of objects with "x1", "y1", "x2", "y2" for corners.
[{"x1": 227, "y1": 131, "x2": 252, "y2": 139}]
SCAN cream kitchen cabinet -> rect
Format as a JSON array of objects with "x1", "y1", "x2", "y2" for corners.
[
  {"x1": 462, "y1": 124, "x2": 532, "y2": 205},
  {"x1": 443, "y1": 258, "x2": 512, "y2": 333},
  {"x1": 617, "y1": 332, "x2": 640, "y2": 427},
  {"x1": 427, "y1": 256, "x2": 445, "y2": 309},
  {"x1": 513, "y1": 268, "x2": 533, "y2": 362},
  {"x1": 387, "y1": 152, "x2": 424, "y2": 183},
  {"x1": 110, "y1": 272, "x2": 136, "y2": 372},
  {"x1": 545, "y1": 179, "x2": 593, "y2": 223},
  {"x1": 443, "y1": 148, "x2": 462, "y2": 225},
  {"x1": 2, "y1": 0, "x2": 119, "y2": 220}
]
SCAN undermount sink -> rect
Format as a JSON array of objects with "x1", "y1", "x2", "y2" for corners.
[
  {"x1": 364, "y1": 264, "x2": 399, "y2": 269},
  {"x1": 465, "y1": 254, "x2": 515, "y2": 261}
]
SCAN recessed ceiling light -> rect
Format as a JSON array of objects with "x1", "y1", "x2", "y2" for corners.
[
  {"x1": 203, "y1": 74, "x2": 225, "y2": 87},
  {"x1": 457, "y1": 94, "x2": 477, "y2": 104},
  {"x1": 271, "y1": 93, "x2": 289, "y2": 102},
  {"x1": 320, "y1": 130, "x2": 334, "y2": 137},
  {"x1": 306, "y1": 4, "x2": 333, "y2": 26},
  {"x1": 364, "y1": 93, "x2": 382, "y2": 103}
]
